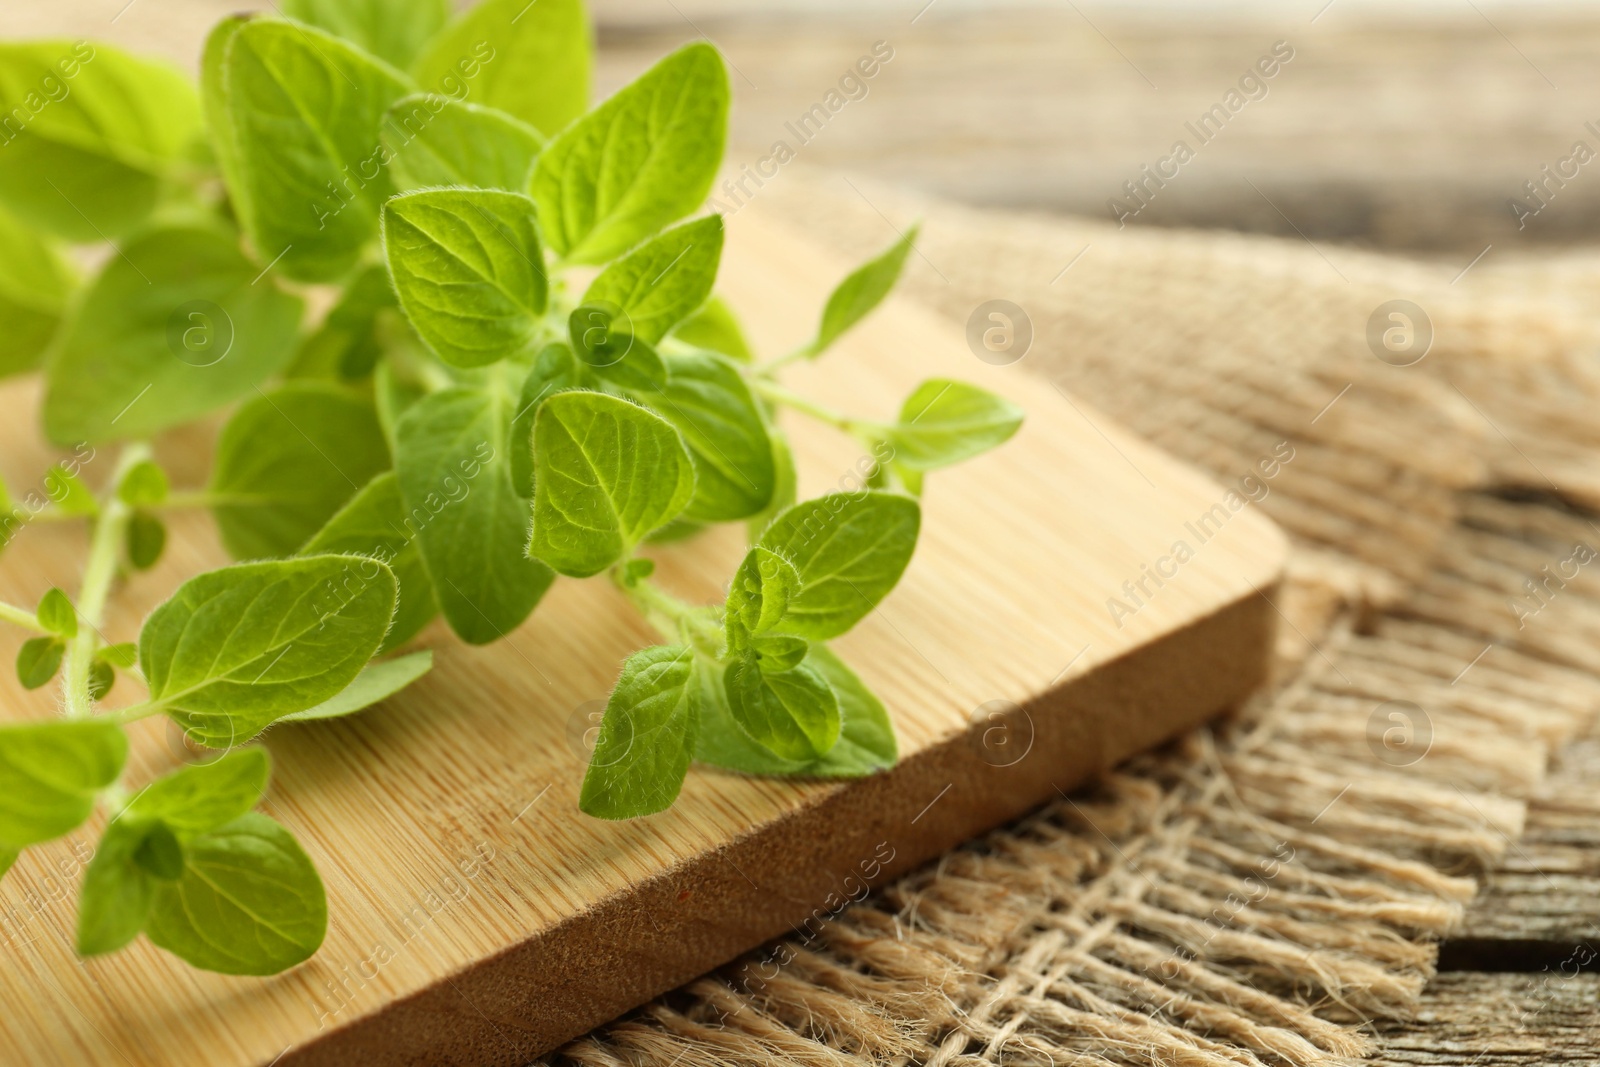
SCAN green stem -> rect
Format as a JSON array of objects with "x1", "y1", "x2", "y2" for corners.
[
  {"x1": 105, "y1": 700, "x2": 162, "y2": 726},
  {"x1": 752, "y1": 380, "x2": 864, "y2": 435},
  {"x1": 756, "y1": 343, "x2": 817, "y2": 376},
  {"x1": 0, "y1": 600, "x2": 47, "y2": 635},
  {"x1": 62, "y1": 444, "x2": 150, "y2": 719},
  {"x1": 613, "y1": 569, "x2": 722, "y2": 657}
]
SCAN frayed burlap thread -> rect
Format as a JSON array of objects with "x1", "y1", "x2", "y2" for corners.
[{"x1": 547, "y1": 175, "x2": 1600, "y2": 1066}]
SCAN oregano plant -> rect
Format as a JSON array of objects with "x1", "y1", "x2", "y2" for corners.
[{"x1": 0, "y1": 0, "x2": 1023, "y2": 977}]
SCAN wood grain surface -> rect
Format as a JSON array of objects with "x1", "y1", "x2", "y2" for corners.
[{"x1": 0, "y1": 204, "x2": 1286, "y2": 1066}]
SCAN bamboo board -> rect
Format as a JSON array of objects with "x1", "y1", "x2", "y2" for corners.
[{"x1": 0, "y1": 206, "x2": 1288, "y2": 1066}]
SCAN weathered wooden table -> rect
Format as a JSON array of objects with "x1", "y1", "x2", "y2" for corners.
[{"x1": 3, "y1": 1, "x2": 1596, "y2": 1059}]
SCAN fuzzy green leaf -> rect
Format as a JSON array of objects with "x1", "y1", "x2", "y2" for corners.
[
  {"x1": 140, "y1": 555, "x2": 397, "y2": 745},
  {"x1": 531, "y1": 42, "x2": 727, "y2": 264},
  {"x1": 746, "y1": 427, "x2": 798, "y2": 541},
  {"x1": 117, "y1": 460, "x2": 169, "y2": 508},
  {"x1": 695, "y1": 646, "x2": 894, "y2": 777},
  {"x1": 15, "y1": 636, "x2": 64, "y2": 690},
  {"x1": 302, "y1": 472, "x2": 438, "y2": 654},
  {"x1": 723, "y1": 653, "x2": 839, "y2": 761},
  {"x1": 87, "y1": 659, "x2": 116, "y2": 701},
  {"x1": 385, "y1": 94, "x2": 544, "y2": 192},
  {"x1": 0, "y1": 41, "x2": 200, "y2": 240},
  {"x1": 214, "y1": 17, "x2": 414, "y2": 282},
  {"x1": 287, "y1": 265, "x2": 396, "y2": 382},
  {"x1": 36, "y1": 588, "x2": 75, "y2": 638},
  {"x1": 281, "y1": 651, "x2": 432, "y2": 722},
  {"x1": 210, "y1": 383, "x2": 391, "y2": 560},
  {"x1": 0, "y1": 720, "x2": 126, "y2": 849},
  {"x1": 510, "y1": 343, "x2": 585, "y2": 498},
  {"x1": 671, "y1": 295, "x2": 753, "y2": 363},
  {"x1": 412, "y1": 0, "x2": 589, "y2": 137},
  {"x1": 77, "y1": 819, "x2": 155, "y2": 957},
  {"x1": 384, "y1": 188, "x2": 548, "y2": 368},
  {"x1": 41, "y1": 226, "x2": 304, "y2": 446},
  {"x1": 724, "y1": 546, "x2": 800, "y2": 650},
  {"x1": 890, "y1": 380, "x2": 1024, "y2": 470},
  {"x1": 145, "y1": 813, "x2": 326, "y2": 976},
  {"x1": 569, "y1": 304, "x2": 667, "y2": 393},
  {"x1": 126, "y1": 512, "x2": 166, "y2": 571},
  {"x1": 282, "y1": 0, "x2": 451, "y2": 69},
  {"x1": 756, "y1": 492, "x2": 920, "y2": 640},
  {"x1": 0, "y1": 207, "x2": 73, "y2": 379},
  {"x1": 807, "y1": 226, "x2": 918, "y2": 358},
  {"x1": 97, "y1": 643, "x2": 139, "y2": 670},
  {"x1": 579, "y1": 645, "x2": 698, "y2": 820},
  {"x1": 125, "y1": 748, "x2": 271, "y2": 835},
  {"x1": 583, "y1": 216, "x2": 723, "y2": 344},
  {"x1": 651, "y1": 350, "x2": 774, "y2": 522},
  {"x1": 528, "y1": 390, "x2": 696, "y2": 578},
  {"x1": 396, "y1": 386, "x2": 555, "y2": 643}
]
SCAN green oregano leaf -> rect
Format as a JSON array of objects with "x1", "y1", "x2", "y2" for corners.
[
  {"x1": 36, "y1": 588, "x2": 76, "y2": 638},
  {"x1": 87, "y1": 659, "x2": 115, "y2": 702},
  {"x1": 139, "y1": 555, "x2": 398, "y2": 745},
  {"x1": 0, "y1": 41, "x2": 201, "y2": 240},
  {"x1": 724, "y1": 547, "x2": 800, "y2": 650},
  {"x1": 133, "y1": 822, "x2": 186, "y2": 881},
  {"x1": 125, "y1": 748, "x2": 271, "y2": 835},
  {"x1": 41, "y1": 226, "x2": 304, "y2": 446},
  {"x1": 78, "y1": 819, "x2": 155, "y2": 957},
  {"x1": 287, "y1": 265, "x2": 397, "y2": 382},
  {"x1": 125, "y1": 512, "x2": 166, "y2": 571},
  {"x1": 649, "y1": 350, "x2": 775, "y2": 522},
  {"x1": 42, "y1": 464, "x2": 97, "y2": 517},
  {"x1": 16, "y1": 637, "x2": 64, "y2": 690},
  {"x1": 890, "y1": 380, "x2": 1025, "y2": 470},
  {"x1": 579, "y1": 645, "x2": 698, "y2": 820},
  {"x1": 569, "y1": 304, "x2": 667, "y2": 393},
  {"x1": 213, "y1": 17, "x2": 414, "y2": 282},
  {"x1": 804, "y1": 225, "x2": 919, "y2": 359},
  {"x1": 531, "y1": 42, "x2": 728, "y2": 264},
  {"x1": 695, "y1": 645, "x2": 894, "y2": 777},
  {"x1": 281, "y1": 651, "x2": 433, "y2": 722},
  {"x1": 97, "y1": 643, "x2": 139, "y2": 670},
  {"x1": 746, "y1": 427, "x2": 798, "y2": 541},
  {"x1": 384, "y1": 188, "x2": 549, "y2": 368},
  {"x1": 302, "y1": 472, "x2": 438, "y2": 654},
  {"x1": 396, "y1": 385, "x2": 555, "y2": 644},
  {"x1": 0, "y1": 720, "x2": 126, "y2": 850},
  {"x1": 751, "y1": 634, "x2": 808, "y2": 674},
  {"x1": 0, "y1": 207, "x2": 73, "y2": 379},
  {"x1": 528, "y1": 390, "x2": 696, "y2": 578},
  {"x1": 671, "y1": 295, "x2": 753, "y2": 363},
  {"x1": 210, "y1": 383, "x2": 391, "y2": 560},
  {"x1": 722, "y1": 653, "x2": 839, "y2": 761},
  {"x1": 281, "y1": 0, "x2": 452, "y2": 70},
  {"x1": 510, "y1": 343, "x2": 585, "y2": 498},
  {"x1": 144, "y1": 812, "x2": 327, "y2": 976},
  {"x1": 583, "y1": 216, "x2": 724, "y2": 344},
  {"x1": 117, "y1": 461, "x2": 169, "y2": 508},
  {"x1": 756, "y1": 492, "x2": 921, "y2": 640},
  {"x1": 385, "y1": 94, "x2": 544, "y2": 192},
  {"x1": 412, "y1": 0, "x2": 589, "y2": 137}
]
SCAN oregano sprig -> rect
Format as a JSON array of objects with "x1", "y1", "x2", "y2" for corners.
[{"x1": 0, "y1": 0, "x2": 1023, "y2": 977}]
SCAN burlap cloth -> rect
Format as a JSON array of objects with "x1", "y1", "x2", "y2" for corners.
[{"x1": 545, "y1": 172, "x2": 1600, "y2": 1066}]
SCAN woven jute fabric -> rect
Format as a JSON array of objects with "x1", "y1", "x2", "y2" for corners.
[{"x1": 548, "y1": 173, "x2": 1600, "y2": 1066}]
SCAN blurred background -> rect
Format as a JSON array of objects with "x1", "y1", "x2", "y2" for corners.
[{"x1": 7, "y1": 0, "x2": 1600, "y2": 256}]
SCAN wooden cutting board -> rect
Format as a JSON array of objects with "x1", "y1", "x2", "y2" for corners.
[{"x1": 0, "y1": 206, "x2": 1287, "y2": 1067}]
